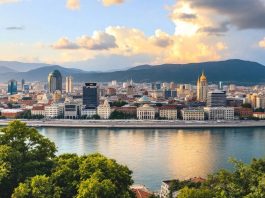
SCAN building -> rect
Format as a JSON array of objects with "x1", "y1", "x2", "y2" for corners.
[
  {"x1": 97, "y1": 100, "x2": 111, "y2": 119},
  {"x1": 181, "y1": 108, "x2": 205, "y2": 121},
  {"x1": 44, "y1": 104, "x2": 64, "y2": 118},
  {"x1": 207, "y1": 90, "x2": 226, "y2": 107},
  {"x1": 8, "y1": 80, "x2": 18, "y2": 95},
  {"x1": 137, "y1": 104, "x2": 155, "y2": 120},
  {"x1": 65, "y1": 76, "x2": 73, "y2": 94},
  {"x1": 1, "y1": 109, "x2": 24, "y2": 118},
  {"x1": 234, "y1": 107, "x2": 253, "y2": 118},
  {"x1": 164, "y1": 89, "x2": 177, "y2": 99},
  {"x1": 107, "y1": 87, "x2": 116, "y2": 96},
  {"x1": 81, "y1": 107, "x2": 97, "y2": 118},
  {"x1": 197, "y1": 71, "x2": 208, "y2": 102},
  {"x1": 64, "y1": 103, "x2": 80, "y2": 119},
  {"x1": 83, "y1": 83, "x2": 99, "y2": 108},
  {"x1": 21, "y1": 79, "x2": 25, "y2": 91},
  {"x1": 31, "y1": 105, "x2": 45, "y2": 117},
  {"x1": 159, "y1": 106, "x2": 178, "y2": 120},
  {"x1": 131, "y1": 185, "x2": 152, "y2": 198},
  {"x1": 253, "y1": 112, "x2": 265, "y2": 119},
  {"x1": 256, "y1": 96, "x2": 265, "y2": 109},
  {"x1": 204, "y1": 107, "x2": 234, "y2": 120},
  {"x1": 48, "y1": 70, "x2": 62, "y2": 93},
  {"x1": 52, "y1": 90, "x2": 62, "y2": 103}
]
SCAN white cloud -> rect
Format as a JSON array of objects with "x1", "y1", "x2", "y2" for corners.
[
  {"x1": 52, "y1": 37, "x2": 79, "y2": 49},
  {"x1": 66, "y1": 0, "x2": 80, "y2": 10},
  {"x1": 102, "y1": 0, "x2": 124, "y2": 6},
  {"x1": 0, "y1": 0, "x2": 20, "y2": 4},
  {"x1": 259, "y1": 38, "x2": 265, "y2": 48}
]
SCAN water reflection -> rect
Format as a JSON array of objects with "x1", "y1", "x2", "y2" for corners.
[{"x1": 38, "y1": 127, "x2": 265, "y2": 190}]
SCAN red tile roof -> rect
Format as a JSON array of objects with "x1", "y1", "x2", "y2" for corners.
[{"x1": 132, "y1": 188, "x2": 152, "y2": 198}]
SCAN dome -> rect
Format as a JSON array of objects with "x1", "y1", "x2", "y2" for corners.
[
  {"x1": 200, "y1": 72, "x2": 207, "y2": 81},
  {"x1": 138, "y1": 95, "x2": 150, "y2": 103}
]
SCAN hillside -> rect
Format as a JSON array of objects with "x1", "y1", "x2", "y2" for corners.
[{"x1": 0, "y1": 59, "x2": 264, "y2": 85}]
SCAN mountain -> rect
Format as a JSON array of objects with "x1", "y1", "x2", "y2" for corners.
[
  {"x1": 0, "y1": 61, "x2": 51, "y2": 72},
  {"x1": 0, "y1": 66, "x2": 17, "y2": 73},
  {"x1": 0, "y1": 59, "x2": 264, "y2": 85}
]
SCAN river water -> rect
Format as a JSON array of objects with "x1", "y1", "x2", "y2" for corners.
[{"x1": 38, "y1": 127, "x2": 265, "y2": 191}]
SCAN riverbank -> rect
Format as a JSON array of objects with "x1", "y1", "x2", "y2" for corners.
[{"x1": 0, "y1": 119, "x2": 265, "y2": 129}]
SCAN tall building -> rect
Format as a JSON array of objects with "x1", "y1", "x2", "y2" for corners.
[
  {"x1": 21, "y1": 79, "x2": 25, "y2": 91},
  {"x1": 48, "y1": 70, "x2": 62, "y2": 93},
  {"x1": 207, "y1": 90, "x2": 226, "y2": 107},
  {"x1": 8, "y1": 80, "x2": 18, "y2": 95},
  {"x1": 197, "y1": 71, "x2": 208, "y2": 102},
  {"x1": 65, "y1": 76, "x2": 73, "y2": 93},
  {"x1": 83, "y1": 83, "x2": 99, "y2": 108}
]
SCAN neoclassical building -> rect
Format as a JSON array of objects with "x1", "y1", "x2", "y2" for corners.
[
  {"x1": 137, "y1": 104, "x2": 155, "y2": 120},
  {"x1": 197, "y1": 71, "x2": 208, "y2": 102}
]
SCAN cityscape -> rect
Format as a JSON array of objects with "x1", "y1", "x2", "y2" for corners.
[{"x1": 1, "y1": 0, "x2": 265, "y2": 198}]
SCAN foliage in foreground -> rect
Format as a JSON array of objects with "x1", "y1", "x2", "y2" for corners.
[
  {"x1": 176, "y1": 158, "x2": 265, "y2": 198},
  {"x1": 0, "y1": 121, "x2": 134, "y2": 198}
]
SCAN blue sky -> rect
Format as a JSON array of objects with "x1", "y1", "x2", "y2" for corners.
[{"x1": 0, "y1": 0, "x2": 265, "y2": 71}]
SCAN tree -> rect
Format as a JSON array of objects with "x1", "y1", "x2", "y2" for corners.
[
  {"x1": 177, "y1": 187, "x2": 214, "y2": 198},
  {"x1": 0, "y1": 121, "x2": 56, "y2": 198}
]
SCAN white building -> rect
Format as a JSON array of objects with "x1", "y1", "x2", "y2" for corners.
[
  {"x1": 137, "y1": 104, "x2": 155, "y2": 120},
  {"x1": 181, "y1": 108, "x2": 205, "y2": 121},
  {"x1": 64, "y1": 103, "x2": 80, "y2": 119},
  {"x1": 44, "y1": 103, "x2": 64, "y2": 118},
  {"x1": 204, "y1": 107, "x2": 234, "y2": 120},
  {"x1": 97, "y1": 100, "x2": 111, "y2": 119},
  {"x1": 81, "y1": 107, "x2": 97, "y2": 118},
  {"x1": 31, "y1": 105, "x2": 45, "y2": 116},
  {"x1": 159, "y1": 106, "x2": 178, "y2": 120},
  {"x1": 256, "y1": 96, "x2": 265, "y2": 109},
  {"x1": 65, "y1": 76, "x2": 73, "y2": 94}
]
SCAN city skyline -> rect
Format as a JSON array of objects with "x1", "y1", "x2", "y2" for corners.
[{"x1": 0, "y1": 0, "x2": 265, "y2": 71}]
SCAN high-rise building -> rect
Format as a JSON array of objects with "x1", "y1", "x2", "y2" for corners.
[
  {"x1": 48, "y1": 70, "x2": 62, "y2": 93},
  {"x1": 8, "y1": 80, "x2": 18, "y2": 95},
  {"x1": 65, "y1": 76, "x2": 73, "y2": 93},
  {"x1": 197, "y1": 71, "x2": 208, "y2": 102},
  {"x1": 207, "y1": 90, "x2": 227, "y2": 107},
  {"x1": 21, "y1": 79, "x2": 25, "y2": 91},
  {"x1": 83, "y1": 83, "x2": 99, "y2": 108}
]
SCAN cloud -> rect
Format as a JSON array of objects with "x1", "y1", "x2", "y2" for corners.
[
  {"x1": 259, "y1": 38, "x2": 265, "y2": 48},
  {"x1": 199, "y1": 22, "x2": 230, "y2": 35},
  {"x1": 185, "y1": 0, "x2": 265, "y2": 30},
  {"x1": 102, "y1": 0, "x2": 124, "y2": 6},
  {"x1": 0, "y1": 0, "x2": 20, "y2": 4},
  {"x1": 6, "y1": 26, "x2": 24, "y2": 30},
  {"x1": 150, "y1": 30, "x2": 174, "y2": 47},
  {"x1": 52, "y1": 37, "x2": 79, "y2": 49},
  {"x1": 66, "y1": 0, "x2": 80, "y2": 10},
  {"x1": 52, "y1": 32, "x2": 117, "y2": 50}
]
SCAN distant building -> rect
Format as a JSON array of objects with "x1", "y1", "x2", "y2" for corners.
[
  {"x1": 204, "y1": 107, "x2": 234, "y2": 120},
  {"x1": 81, "y1": 107, "x2": 97, "y2": 118},
  {"x1": 97, "y1": 100, "x2": 111, "y2": 119},
  {"x1": 44, "y1": 104, "x2": 64, "y2": 118},
  {"x1": 8, "y1": 80, "x2": 18, "y2": 95},
  {"x1": 234, "y1": 107, "x2": 253, "y2": 118},
  {"x1": 256, "y1": 96, "x2": 265, "y2": 109},
  {"x1": 137, "y1": 104, "x2": 155, "y2": 120},
  {"x1": 159, "y1": 105, "x2": 178, "y2": 120},
  {"x1": 21, "y1": 79, "x2": 25, "y2": 91},
  {"x1": 23, "y1": 84, "x2": 30, "y2": 94},
  {"x1": 107, "y1": 87, "x2": 116, "y2": 96},
  {"x1": 253, "y1": 112, "x2": 265, "y2": 119},
  {"x1": 65, "y1": 76, "x2": 73, "y2": 94},
  {"x1": 164, "y1": 89, "x2": 177, "y2": 99},
  {"x1": 181, "y1": 108, "x2": 205, "y2": 121},
  {"x1": 64, "y1": 103, "x2": 80, "y2": 119},
  {"x1": 52, "y1": 90, "x2": 62, "y2": 103},
  {"x1": 207, "y1": 90, "x2": 226, "y2": 107},
  {"x1": 31, "y1": 105, "x2": 45, "y2": 117},
  {"x1": 83, "y1": 83, "x2": 99, "y2": 109},
  {"x1": 48, "y1": 70, "x2": 62, "y2": 93},
  {"x1": 1, "y1": 109, "x2": 24, "y2": 118},
  {"x1": 131, "y1": 185, "x2": 152, "y2": 198},
  {"x1": 197, "y1": 71, "x2": 208, "y2": 102}
]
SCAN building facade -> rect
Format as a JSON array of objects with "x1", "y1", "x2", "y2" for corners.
[
  {"x1": 8, "y1": 80, "x2": 18, "y2": 95},
  {"x1": 197, "y1": 71, "x2": 208, "y2": 102},
  {"x1": 204, "y1": 107, "x2": 234, "y2": 120},
  {"x1": 83, "y1": 83, "x2": 99, "y2": 108},
  {"x1": 159, "y1": 106, "x2": 178, "y2": 120},
  {"x1": 97, "y1": 100, "x2": 111, "y2": 119},
  {"x1": 207, "y1": 90, "x2": 226, "y2": 107},
  {"x1": 137, "y1": 104, "x2": 155, "y2": 120},
  {"x1": 44, "y1": 104, "x2": 64, "y2": 118},
  {"x1": 65, "y1": 76, "x2": 73, "y2": 94},
  {"x1": 64, "y1": 103, "x2": 80, "y2": 119},
  {"x1": 181, "y1": 108, "x2": 205, "y2": 121},
  {"x1": 48, "y1": 70, "x2": 62, "y2": 93}
]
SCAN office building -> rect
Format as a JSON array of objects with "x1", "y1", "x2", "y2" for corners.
[
  {"x1": 197, "y1": 71, "x2": 208, "y2": 102},
  {"x1": 21, "y1": 79, "x2": 25, "y2": 91},
  {"x1": 204, "y1": 107, "x2": 234, "y2": 120},
  {"x1": 44, "y1": 103, "x2": 64, "y2": 118},
  {"x1": 83, "y1": 83, "x2": 99, "y2": 108},
  {"x1": 64, "y1": 102, "x2": 80, "y2": 119},
  {"x1": 181, "y1": 108, "x2": 205, "y2": 121},
  {"x1": 207, "y1": 90, "x2": 226, "y2": 107},
  {"x1": 8, "y1": 80, "x2": 18, "y2": 95},
  {"x1": 48, "y1": 70, "x2": 62, "y2": 93},
  {"x1": 65, "y1": 76, "x2": 73, "y2": 94}
]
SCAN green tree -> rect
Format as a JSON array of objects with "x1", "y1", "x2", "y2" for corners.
[
  {"x1": 177, "y1": 187, "x2": 214, "y2": 198},
  {"x1": 0, "y1": 121, "x2": 56, "y2": 198}
]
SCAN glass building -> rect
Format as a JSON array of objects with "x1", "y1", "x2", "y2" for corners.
[
  {"x1": 8, "y1": 80, "x2": 18, "y2": 95},
  {"x1": 48, "y1": 70, "x2": 62, "y2": 93},
  {"x1": 83, "y1": 83, "x2": 99, "y2": 109}
]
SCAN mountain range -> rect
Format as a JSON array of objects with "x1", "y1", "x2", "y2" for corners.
[{"x1": 0, "y1": 59, "x2": 264, "y2": 85}]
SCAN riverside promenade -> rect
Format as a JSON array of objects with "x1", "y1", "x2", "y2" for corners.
[{"x1": 1, "y1": 119, "x2": 265, "y2": 129}]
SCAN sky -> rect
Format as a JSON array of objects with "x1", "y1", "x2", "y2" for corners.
[{"x1": 0, "y1": 0, "x2": 265, "y2": 71}]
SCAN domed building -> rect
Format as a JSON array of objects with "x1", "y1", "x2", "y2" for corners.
[
  {"x1": 48, "y1": 70, "x2": 62, "y2": 93},
  {"x1": 197, "y1": 71, "x2": 208, "y2": 102},
  {"x1": 138, "y1": 95, "x2": 151, "y2": 104}
]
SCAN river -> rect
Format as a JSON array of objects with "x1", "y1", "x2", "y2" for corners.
[{"x1": 38, "y1": 127, "x2": 265, "y2": 191}]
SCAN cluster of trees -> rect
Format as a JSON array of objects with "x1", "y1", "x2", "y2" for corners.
[
  {"x1": 80, "y1": 114, "x2": 101, "y2": 120},
  {"x1": 172, "y1": 158, "x2": 265, "y2": 198},
  {"x1": 17, "y1": 110, "x2": 44, "y2": 120},
  {"x1": 109, "y1": 111, "x2": 136, "y2": 120},
  {"x1": 110, "y1": 101, "x2": 128, "y2": 107},
  {"x1": 0, "y1": 121, "x2": 134, "y2": 198}
]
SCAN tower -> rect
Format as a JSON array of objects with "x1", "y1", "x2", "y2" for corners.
[
  {"x1": 83, "y1": 83, "x2": 99, "y2": 109},
  {"x1": 8, "y1": 80, "x2": 17, "y2": 95},
  {"x1": 48, "y1": 70, "x2": 62, "y2": 93},
  {"x1": 197, "y1": 71, "x2": 208, "y2": 102},
  {"x1": 66, "y1": 76, "x2": 73, "y2": 93}
]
